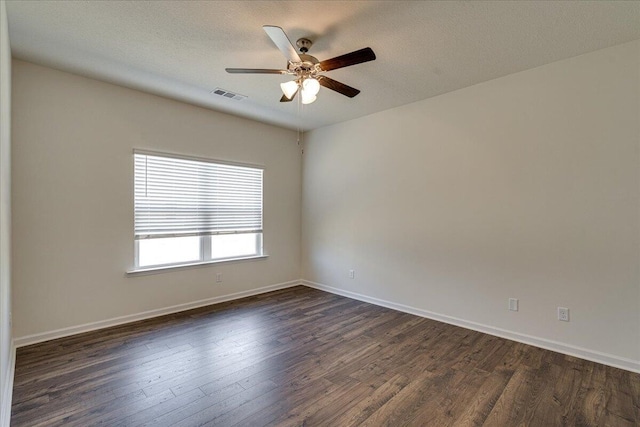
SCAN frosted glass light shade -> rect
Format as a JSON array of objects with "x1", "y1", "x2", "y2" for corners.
[
  {"x1": 301, "y1": 88, "x2": 317, "y2": 104},
  {"x1": 302, "y1": 78, "x2": 320, "y2": 96},
  {"x1": 280, "y1": 80, "x2": 299, "y2": 99}
]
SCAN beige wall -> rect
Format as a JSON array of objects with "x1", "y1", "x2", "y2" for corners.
[
  {"x1": 11, "y1": 60, "x2": 301, "y2": 339},
  {"x1": 0, "y1": 0, "x2": 12, "y2": 421},
  {"x1": 302, "y1": 41, "x2": 640, "y2": 369},
  {"x1": 8, "y1": 39, "x2": 640, "y2": 372}
]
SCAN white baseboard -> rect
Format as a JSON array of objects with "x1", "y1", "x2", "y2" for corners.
[
  {"x1": 14, "y1": 280, "x2": 302, "y2": 348},
  {"x1": 12, "y1": 278, "x2": 640, "y2": 374},
  {"x1": 302, "y1": 280, "x2": 640, "y2": 374},
  {"x1": 1, "y1": 341, "x2": 15, "y2": 427}
]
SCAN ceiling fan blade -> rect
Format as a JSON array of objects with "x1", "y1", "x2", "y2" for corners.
[
  {"x1": 263, "y1": 25, "x2": 302, "y2": 63},
  {"x1": 318, "y1": 76, "x2": 361, "y2": 98},
  {"x1": 280, "y1": 89, "x2": 299, "y2": 102},
  {"x1": 318, "y1": 47, "x2": 376, "y2": 72},
  {"x1": 226, "y1": 68, "x2": 288, "y2": 74}
]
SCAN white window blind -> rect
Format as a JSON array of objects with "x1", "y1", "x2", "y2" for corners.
[{"x1": 134, "y1": 151, "x2": 263, "y2": 240}]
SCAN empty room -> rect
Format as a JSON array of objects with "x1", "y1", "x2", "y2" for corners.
[{"x1": 0, "y1": 1, "x2": 639, "y2": 426}]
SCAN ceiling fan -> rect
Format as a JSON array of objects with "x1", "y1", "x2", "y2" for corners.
[{"x1": 226, "y1": 25, "x2": 376, "y2": 105}]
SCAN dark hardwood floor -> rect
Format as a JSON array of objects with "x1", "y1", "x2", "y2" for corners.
[{"x1": 11, "y1": 286, "x2": 640, "y2": 426}]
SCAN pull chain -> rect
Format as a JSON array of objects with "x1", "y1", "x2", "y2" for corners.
[{"x1": 297, "y1": 87, "x2": 304, "y2": 155}]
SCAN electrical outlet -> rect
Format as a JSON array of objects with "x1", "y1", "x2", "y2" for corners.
[
  {"x1": 508, "y1": 298, "x2": 518, "y2": 312},
  {"x1": 349, "y1": 269, "x2": 355, "y2": 279},
  {"x1": 558, "y1": 307, "x2": 569, "y2": 322},
  {"x1": 215, "y1": 273, "x2": 223, "y2": 283}
]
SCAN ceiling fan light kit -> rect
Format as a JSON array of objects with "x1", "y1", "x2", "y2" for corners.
[
  {"x1": 280, "y1": 80, "x2": 299, "y2": 99},
  {"x1": 226, "y1": 25, "x2": 376, "y2": 104},
  {"x1": 302, "y1": 78, "x2": 320, "y2": 96},
  {"x1": 300, "y1": 91, "x2": 316, "y2": 105}
]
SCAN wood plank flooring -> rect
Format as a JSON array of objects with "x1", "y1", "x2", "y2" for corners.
[{"x1": 11, "y1": 286, "x2": 640, "y2": 426}]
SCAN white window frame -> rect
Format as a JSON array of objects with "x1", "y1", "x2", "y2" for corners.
[{"x1": 129, "y1": 150, "x2": 266, "y2": 274}]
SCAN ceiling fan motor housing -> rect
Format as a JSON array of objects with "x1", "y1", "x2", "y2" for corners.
[
  {"x1": 288, "y1": 53, "x2": 320, "y2": 78},
  {"x1": 290, "y1": 39, "x2": 319, "y2": 77}
]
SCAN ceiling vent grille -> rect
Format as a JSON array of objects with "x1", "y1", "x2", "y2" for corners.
[{"x1": 211, "y1": 88, "x2": 247, "y2": 101}]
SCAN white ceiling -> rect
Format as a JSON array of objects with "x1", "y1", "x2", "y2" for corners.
[{"x1": 6, "y1": 1, "x2": 640, "y2": 131}]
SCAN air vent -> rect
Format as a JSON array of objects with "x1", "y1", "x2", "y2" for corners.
[{"x1": 210, "y1": 88, "x2": 247, "y2": 101}]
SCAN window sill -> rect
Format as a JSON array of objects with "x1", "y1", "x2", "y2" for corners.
[{"x1": 126, "y1": 255, "x2": 268, "y2": 277}]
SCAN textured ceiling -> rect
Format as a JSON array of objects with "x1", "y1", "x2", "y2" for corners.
[{"x1": 6, "y1": 1, "x2": 640, "y2": 131}]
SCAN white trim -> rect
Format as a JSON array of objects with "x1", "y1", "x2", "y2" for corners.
[
  {"x1": 14, "y1": 280, "x2": 301, "y2": 348},
  {"x1": 126, "y1": 254, "x2": 268, "y2": 276},
  {"x1": 12, "y1": 278, "x2": 639, "y2": 374},
  {"x1": 301, "y1": 280, "x2": 640, "y2": 374},
  {"x1": 1, "y1": 341, "x2": 15, "y2": 426}
]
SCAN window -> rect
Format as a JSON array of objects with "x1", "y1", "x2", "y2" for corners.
[{"x1": 133, "y1": 150, "x2": 263, "y2": 270}]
